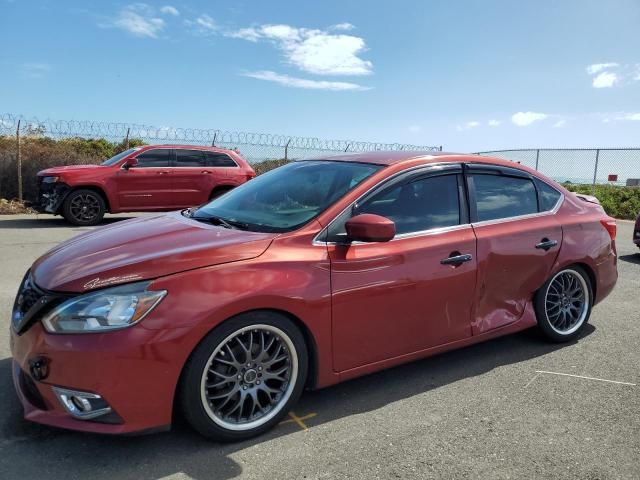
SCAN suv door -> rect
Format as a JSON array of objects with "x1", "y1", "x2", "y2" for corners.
[
  {"x1": 326, "y1": 165, "x2": 477, "y2": 372},
  {"x1": 171, "y1": 149, "x2": 224, "y2": 207},
  {"x1": 467, "y1": 165, "x2": 563, "y2": 334},
  {"x1": 116, "y1": 148, "x2": 172, "y2": 209}
]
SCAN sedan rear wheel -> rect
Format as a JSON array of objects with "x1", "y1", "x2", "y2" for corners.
[
  {"x1": 535, "y1": 266, "x2": 593, "y2": 342},
  {"x1": 180, "y1": 312, "x2": 307, "y2": 441}
]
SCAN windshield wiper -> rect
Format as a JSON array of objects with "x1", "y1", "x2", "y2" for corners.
[{"x1": 190, "y1": 214, "x2": 250, "y2": 230}]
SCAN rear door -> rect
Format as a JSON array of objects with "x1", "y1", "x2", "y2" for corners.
[
  {"x1": 171, "y1": 149, "x2": 214, "y2": 206},
  {"x1": 116, "y1": 148, "x2": 172, "y2": 209},
  {"x1": 467, "y1": 165, "x2": 563, "y2": 334}
]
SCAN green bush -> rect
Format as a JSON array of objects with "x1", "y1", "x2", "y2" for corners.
[{"x1": 563, "y1": 183, "x2": 640, "y2": 220}]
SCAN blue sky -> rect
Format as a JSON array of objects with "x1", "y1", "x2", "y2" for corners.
[{"x1": 1, "y1": 0, "x2": 639, "y2": 151}]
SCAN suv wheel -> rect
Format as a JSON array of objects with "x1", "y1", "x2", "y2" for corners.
[
  {"x1": 61, "y1": 189, "x2": 106, "y2": 226},
  {"x1": 179, "y1": 311, "x2": 308, "y2": 441},
  {"x1": 534, "y1": 266, "x2": 593, "y2": 342}
]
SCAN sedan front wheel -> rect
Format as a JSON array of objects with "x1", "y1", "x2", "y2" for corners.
[{"x1": 179, "y1": 311, "x2": 308, "y2": 441}]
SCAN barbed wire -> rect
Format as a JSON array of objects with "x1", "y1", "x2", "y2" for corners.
[{"x1": 0, "y1": 113, "x2": 441, "y2": 153}]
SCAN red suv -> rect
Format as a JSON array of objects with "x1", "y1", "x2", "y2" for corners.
[{"x1": 35, "y1": 145, "x2": 256, "y2": 225}]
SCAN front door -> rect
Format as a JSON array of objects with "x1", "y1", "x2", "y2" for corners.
[
  {"x1": 116, "y1": 148, "x2": 173, "y2": 209},
  {"x1": 327, "y1": 168, "x2": 477, "y2": 372},
  {"x1": 467, "y1": 167, "x2": 563, "y2": 334}
]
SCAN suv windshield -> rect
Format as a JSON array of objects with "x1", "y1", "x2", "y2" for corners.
[
  {"x1": 101, "y1": 148, "x2": 140, "y2": 166},
  {"x1": 192, "y1": 160, "x2": 382, "y2": 233}
]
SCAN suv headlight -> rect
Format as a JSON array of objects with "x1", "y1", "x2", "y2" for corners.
[{"x1": 41, "y1": 281, "x2": 166, "y2": 334}]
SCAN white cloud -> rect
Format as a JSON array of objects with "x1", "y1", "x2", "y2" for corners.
[
  {"x1": 592, "y1": 71, "x2": 618, "y2": 88},
  {"x1": 488, "y1": 119, "x2": 501, "y2": 127},
  {"x1": 195, "y1": 14, "x2": 216, "y2": 32},
  {"x1": 227, "y1": 23, "x2": 372, "y2": 76},
  {"x1": 22, "y1": 62, "x2": 51, "y2": 78},
  {"x1": 408, "y1": 125, "x2": 421, "y2": 133},
  {"x1": 511, "y1": 111, "x2": 548, "y2": 126},
  {"x1": 553, "y1": 119, "x2": 566, "y2": 128},
  {"x1": 586, "y1": 62, "x2": 618, "y2": 75},
  {"x1": 456, "y1": 120, "x2": 481, "y2": 131},
  {"x1": 112, "y1": 4, "x2": 165, "y2": 38},
  {"x1": 330, "y1": 23, "x2": 355, "y2": 31},
  {"x1": 623, "y1": 113, "x2": 640, "y2": 121},
  {"x1": 242, "y1": 70, "x2": 370, "y2": 91},
  {"x1": 160, "y1": 5, "x2": 179, "y2": 16}
]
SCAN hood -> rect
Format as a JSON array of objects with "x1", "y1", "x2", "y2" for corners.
[
  {"x1": 38, "y1": 165, "x2": 105, "y2": 176},
  {"x1": 31, "y1": 212, "x2": 276, "y2": 292}
]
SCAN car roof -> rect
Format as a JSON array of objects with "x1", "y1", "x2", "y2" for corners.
[
  {"x1": 315, "y1": 151, "x2": 512, "y2": 167},
  {"x1": 138, "y1": 144, "x2": 237, "y2": 153}
]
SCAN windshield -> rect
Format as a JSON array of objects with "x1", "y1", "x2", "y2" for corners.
[
  {"x1": 101, "y1": 148, "x2": 139, "y2": 166},
  {"x1": 192, "y1": 160, "x2": 382, "y2": 233}
]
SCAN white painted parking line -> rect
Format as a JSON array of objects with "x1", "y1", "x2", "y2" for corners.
[{"x1": 534, "y1": 370, "x2": 636, "y2": 386}]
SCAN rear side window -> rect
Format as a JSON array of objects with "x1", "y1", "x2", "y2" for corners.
[
  {"x1": 472, "y1": 174, "x2": 537, "y2": 221},
  {"x1": 355, "y1": 174, "x2": 461, "y2": 235},
  {"x1": 535, "y1": 178, "x2": 562, "y2": 211},
  {"x1": 175, "y1": 149, "x2": 206, "y2": 167},
  {"x1": 135, "y1": 149, "x2": 170, "y2": 167},
  {"x1": 205, "y1": 152, "x2": 237, "y2": 167}
]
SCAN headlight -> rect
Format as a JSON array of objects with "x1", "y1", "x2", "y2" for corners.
[
  {"x1": 41, "y1": 282, "x2": 166, "y2": 334},
  {"x1": 41, "y1": 176, "x2": 60, "y2": 183}
]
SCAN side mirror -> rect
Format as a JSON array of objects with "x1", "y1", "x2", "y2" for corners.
[
  {"x1": 345, "y1": 214, "x2": 396, "y2": 243},
  {"x1": 123, "y1": 158, "x2": 138, "y2": 170}
]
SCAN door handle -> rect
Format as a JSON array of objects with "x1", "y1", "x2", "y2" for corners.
[
  {"x1": 201, "y1": 170, "x2": 212, "y2": 174},
  {"x1": 440, "y1": 252, "x2": 473, "y2": 266},
  {"x1": 535, "y1": 238, "x2": 558, "y2": 251},
  {"x1": 157, "y1": 171, "x2": 170, "y2": 175}
]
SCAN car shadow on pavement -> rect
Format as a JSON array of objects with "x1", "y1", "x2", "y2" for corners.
[
  {"x1": 619, "y1": 253, "x2": 640, "y2": 265},
  {"x1": 0, "y1": 216, "x2": 137, "y2": 230},
  {"x1": 0, "y1": 325, "x2": 595, "y2": 480}
]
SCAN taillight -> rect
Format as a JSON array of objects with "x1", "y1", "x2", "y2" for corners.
[{"x1": 600, "y1": 218, "x2": 617, "y2": 241}]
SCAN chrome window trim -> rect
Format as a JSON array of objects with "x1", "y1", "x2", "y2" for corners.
[
  {"x1": 312, "y1": 163, "x2": 465, "y2": 246},
  {"x1": 471, "y1": 192, "x2": 564, "y2": 228}
]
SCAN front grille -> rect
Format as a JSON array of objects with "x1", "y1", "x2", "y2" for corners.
[{"x1": 12, "y1": 273, "x2": 45, "y2": 330}]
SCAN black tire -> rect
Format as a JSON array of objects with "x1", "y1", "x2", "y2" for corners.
[
  {"x1": 179, "y1": 311, "x2": 308, "y2": 441},
  {"x1": 534, "y1": 266, "x2": 593, "y2": 343},
  {"x1": 61, "y1": 189, "x2": 106, "y2": 226}
]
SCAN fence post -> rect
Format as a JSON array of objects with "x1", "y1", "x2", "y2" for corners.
[
  {"x1": 535, "y1": 149, "x2": 540, "y2": 170},
  {"x1": 16, "y1": 120, "x2": 22, "y2": 202},
  {"x1": 284, "y1": 139, "x2": 291, "y2": 160},
  {"x1": 211, "y1": 132, "x2": 217, "y2": 147},
  {"x1": 592, "y1": 149, "x2": 600, "y2": 185},
  {"x1": 124, "y1": 128, "x2": 130, "y2": 150},
  {"x1": 344, "y1": 143, "x2": 350, "y2": 152},
  {"x1": 439, "y1": 145, "x2": 443, "y2": 152}
]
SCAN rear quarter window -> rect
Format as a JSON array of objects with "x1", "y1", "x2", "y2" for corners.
[{"x1": 535, "y1": 178, "x2": 562, "y2": 211}]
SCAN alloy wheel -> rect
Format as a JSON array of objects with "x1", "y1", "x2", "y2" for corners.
[
  {"x1": 69, "y1": 193, "x2": 101, "y2": 223},
  {"x1": 544, "y1": 269, "x2": 589, "y2": 335},
  {"x1": 199, "y1": 324, "x2": 298, "y2": 431}
]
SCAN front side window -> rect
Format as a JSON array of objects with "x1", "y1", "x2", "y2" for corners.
[
  {"x1": 472, "y1": 174, "x2": 537, "y2": 221},
  {"x1": 102, "y1": 148, "x2": 139, "y2": 166},
  {"x1": 355, "y1": 174, "x2": 461, "y2": 235},
  {"x1": 191, "y1": 161, "x2": 382, "y2": 232},
  {"x1": 135, "y1": 149, "x2": 170, "y2": 168},
  {"x1": 175, "y1": 149, "x2": 206, "y2": 167}
]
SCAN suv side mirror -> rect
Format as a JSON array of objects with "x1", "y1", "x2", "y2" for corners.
[
  {"x1": 123, "y1": 158, "x2": 138, "y2": 170},
  {"x1": 345, "y1": 214, "x2": 396, "y2": 243}
]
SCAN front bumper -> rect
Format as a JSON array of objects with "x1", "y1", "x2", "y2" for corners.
[
  {"x1": 34, "y1": 180, "x2": 70, "y2": 214},
  {"x1": 10, "y1": 320, "x2": 190, "y2": 434}
]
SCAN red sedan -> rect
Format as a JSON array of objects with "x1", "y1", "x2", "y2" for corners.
[
  {"x1": 11, "y1": 152, "x2": 618, "y2": 441},
  {"x1": 35, "y1": 145, "x2": 256, "y2": 225}
]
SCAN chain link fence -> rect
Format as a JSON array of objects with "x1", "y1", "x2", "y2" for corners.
[{"x1": 477, "y1": 149, "x2": 640, "y2": 186}]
